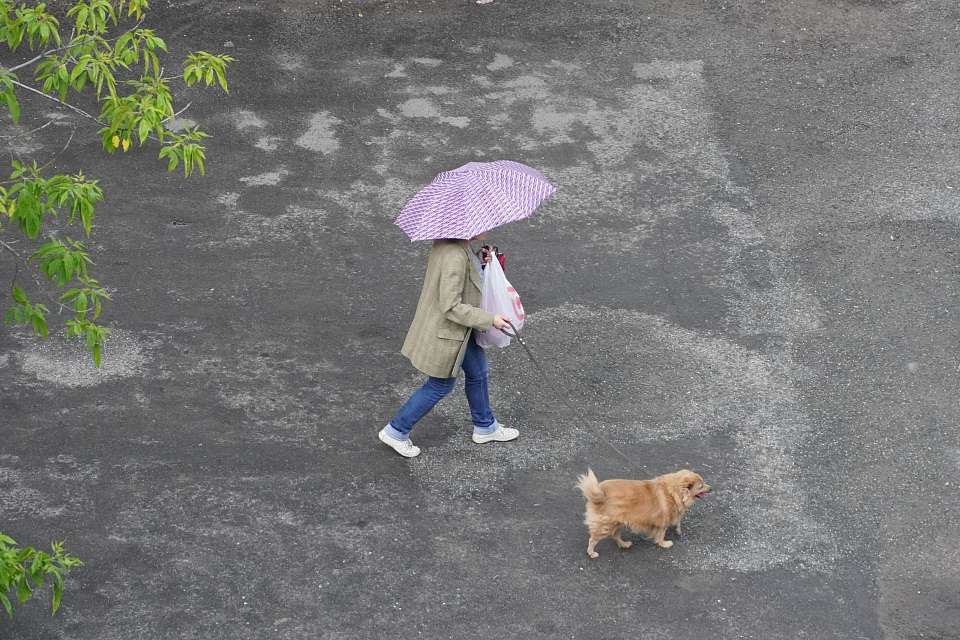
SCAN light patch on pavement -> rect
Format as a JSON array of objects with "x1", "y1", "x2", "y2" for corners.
[
  {"x1": 385, "y1": 64, "x2": 407, "y2": 78},
  {"x1": 200, "y1": 194, "x2": 328, "y2": 248},
  {"x1": 239, "y1": 168, "x2": 289, "y2": 186},
  {"x1": 217, "y1": 191, "x2": 240, "y2": 208},
  {"x1": 857, "y1": 180, "x2": 960, "y2": 224},
  {"x1": 166, "y1": 117, "x2": 197, "y2": 132},
  {"x1": 406, "y1": 304, "x2": 841, "y2": 572},
  {"x1": 274, "y1": 51, "x2": 306, "y2": 71},
  {"x1": 296, "y1": 111, "x2": 341, "y2": 155},
  {"x1": 396, "y1": 98, "x2": 469, "y2": 128},
  {"x1": 548, "y1": 60, "x2": 581, "y2": 72},
  {"x1": 398, "y1": 97, "x2": 440, "y2": 118},
  {"x1": 412, "y1": 57, "x2": 442, "y2": 67},
  {"x1": 487, "y1": 75, "x2": 551, "y2": 105},
  {"x1": 101, "y1": 468, "x2": 416, "y2": 638},
  {"x1": 711, "y1": 204, "x2": 765, "y2": 243},
  {"x1": 1, "y1": 121, "x2": 44, "y2": 155},
  {"x1": 487, "y1": 53, "x2": 514, "y2": 71},
  {"x1": 727, "y1": 280, "x2": 824, "y2": 337},
  {"x1": 634, "y1": 59, "x2": 704, "y2": 80},
  {"x1": 315, "y1": 177, "x2": 413, "y2": 231},
  {"x1": 441, "y1": 116, "x2": 470, "y2": 128},
  {"x1": 193, "y1": 344, "x2": 343, "y2": 444},
  {"x1": 232, "y1": 109, "x2": 268, "y2": 131},
  {"x1": 254, "y1": 136, "x2": 284, "y2": 152},
  {"x1": 14, "y1": 328, "x2": 150, "y2": 388},
  {"x1": 0, "y1": 454, "x2": 99, "y2": 520}
]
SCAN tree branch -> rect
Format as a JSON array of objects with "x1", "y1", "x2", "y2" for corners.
[
  {"x1": 0, "y1": 238, "x2": 69, "y2": 314},
  {"x1": 0, "y1": 238, "x2": 23, "y2": 296},
  {"x1": 7, "y1": 78, "x2": 170, "y2": 146},
  {"x1": 162, "y1": 101, "x2": 191, "y2": 123},
  {"x1": 0, "y1": 119, "x2": 54, "y2": 140},
  {"x1": 4, "y1": 20, "x2": 145, "y2": 74},
  {"x1": 8, "y1": 77, "x2": 101, "y2": 126},
  {"x1": 6, "y1": 50, "x2": 50, "y2": 74},
  {"x1": 36, "y1": 127, "x2": 77, "y2": 172},
  {"x1": 0, "y1": 126, "x2": 76, "y2": 185}
]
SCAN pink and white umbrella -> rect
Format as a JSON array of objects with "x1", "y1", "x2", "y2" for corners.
[{"x1": 394, "y1": 160, "x2": 557, "y2": 241}]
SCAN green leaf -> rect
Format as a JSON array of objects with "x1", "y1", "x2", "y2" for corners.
[
  {"x1": 63, "y1": 252, "x2": 75, "y2": 281},
  {"x1": 51, "y1": 581, "x2": 62, "y2": 614},
  {"x1": 16, "y1": 576, "x2": 32, "y2": 604},
  {"x1": 46, "y1": 257, "x2": 62, "y2": 280},
  {"x1": 29, "y1": 554, "x2": 46, "y2": 585},
  {"x1": 80, "y1": 203, "x2": 93, "y2": 236},
  {"x1": 5, "y1": 91, "x2": 19, "y2": 124},
  {"x1": 69, "y1": 58, "x2": 88, "y2": 84},
  {"x1": 11, "y1": 286, "x2": 27, "y2": 304},
  {"x1": 32, "y1": 311, "x2": 48, "y2": 338},
  {"x1": 66, "y1": 319, "x2": 81, "y2": 338},
  {"x1": 0, "y1": 592, "x2": 12, "y2": 618},
  {"x1": 137, "y1": 118, "x2": 151, "y2": 145}
]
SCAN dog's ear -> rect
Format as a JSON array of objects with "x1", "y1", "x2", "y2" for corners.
[
  {"x1": 679, "y1": 472, "x2": 702, "y2": 505},
  {"x1": 668, "y1": 475, "x2": 693, "y2": 506}
]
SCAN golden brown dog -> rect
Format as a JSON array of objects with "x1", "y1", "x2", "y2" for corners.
[{"x1": 576, "y1": 468, "x2": 711, "y2": 558}]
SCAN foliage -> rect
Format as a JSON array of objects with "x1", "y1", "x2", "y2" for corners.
[
  {"x1": 0, "y1": 0, "x2": 233, "y2": 365},
  {"x1": 0, "y1": 533, "x2": 82, "y2": 617}
]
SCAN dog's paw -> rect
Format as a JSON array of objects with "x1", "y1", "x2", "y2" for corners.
[
  {"x1": 588, "y1": 551, "x2": 599, "y2": 559},
  {"x1": 616, "y1": 540, "x2": 633, "y2": 549},
  {"x1": 657, "y1": 540, "x2": 674, "y2": 549}
]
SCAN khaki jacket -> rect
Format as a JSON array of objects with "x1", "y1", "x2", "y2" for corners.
[{"x1": 401, "y1": 240, "x2": 495, "y2": 378}]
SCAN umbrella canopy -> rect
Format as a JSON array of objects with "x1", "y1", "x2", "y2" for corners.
[{"x1": 394, "y1": 160, "x2": 557, "y2": 241}]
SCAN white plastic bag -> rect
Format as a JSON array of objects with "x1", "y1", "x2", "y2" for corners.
[{"x1": 475, "y1": 253, "x2": 525, "y2": 349}]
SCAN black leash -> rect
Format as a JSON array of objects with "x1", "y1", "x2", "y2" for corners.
[{"x1": 498, "y1": 319, "x2": 641, "y2": 471}]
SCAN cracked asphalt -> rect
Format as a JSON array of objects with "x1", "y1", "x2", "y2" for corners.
[{"x1": 2, "y1": 1, "x2": 959, "y2": 638}]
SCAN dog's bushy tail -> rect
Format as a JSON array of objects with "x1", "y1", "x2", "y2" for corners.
[{"x1": 576, "y1": 468, "x2": 605, "y2": 505}]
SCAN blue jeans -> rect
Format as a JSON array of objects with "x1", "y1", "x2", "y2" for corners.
[{"x1": 385, "y1": 332, "x2": 498, "y2": 440}]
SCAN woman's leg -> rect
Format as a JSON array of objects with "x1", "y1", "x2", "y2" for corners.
[
  {"x1": 385, "y1": 376, "x2": 457, "y2": 440},
  {"x1": 461, "y1": 333, "x2": 497, "y2": 434}
]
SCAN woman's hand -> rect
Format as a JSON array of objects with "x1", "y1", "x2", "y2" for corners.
[{"x1": 493, "y1": 315, "x2": 511, "y2": 331}]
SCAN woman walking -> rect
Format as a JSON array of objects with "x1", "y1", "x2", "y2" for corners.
[
  {"x1": 378, "y1": 236, "x2": 517, "y2": 458},
  {"x1": 380, "y1": 160, "x2": 556, "y2": 458}
]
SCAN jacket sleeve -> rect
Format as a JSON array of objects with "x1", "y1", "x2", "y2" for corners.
[{"x1": 437, "y1": 248, "x2": 495, "y2": 331}]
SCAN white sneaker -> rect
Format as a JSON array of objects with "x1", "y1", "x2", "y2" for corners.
[
  {"x1": 378, "y1": 427, "x2": 421, "y2": 458},
  {"x1": 472, "y1": 424, "x2": 519, "y2": 444}
]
